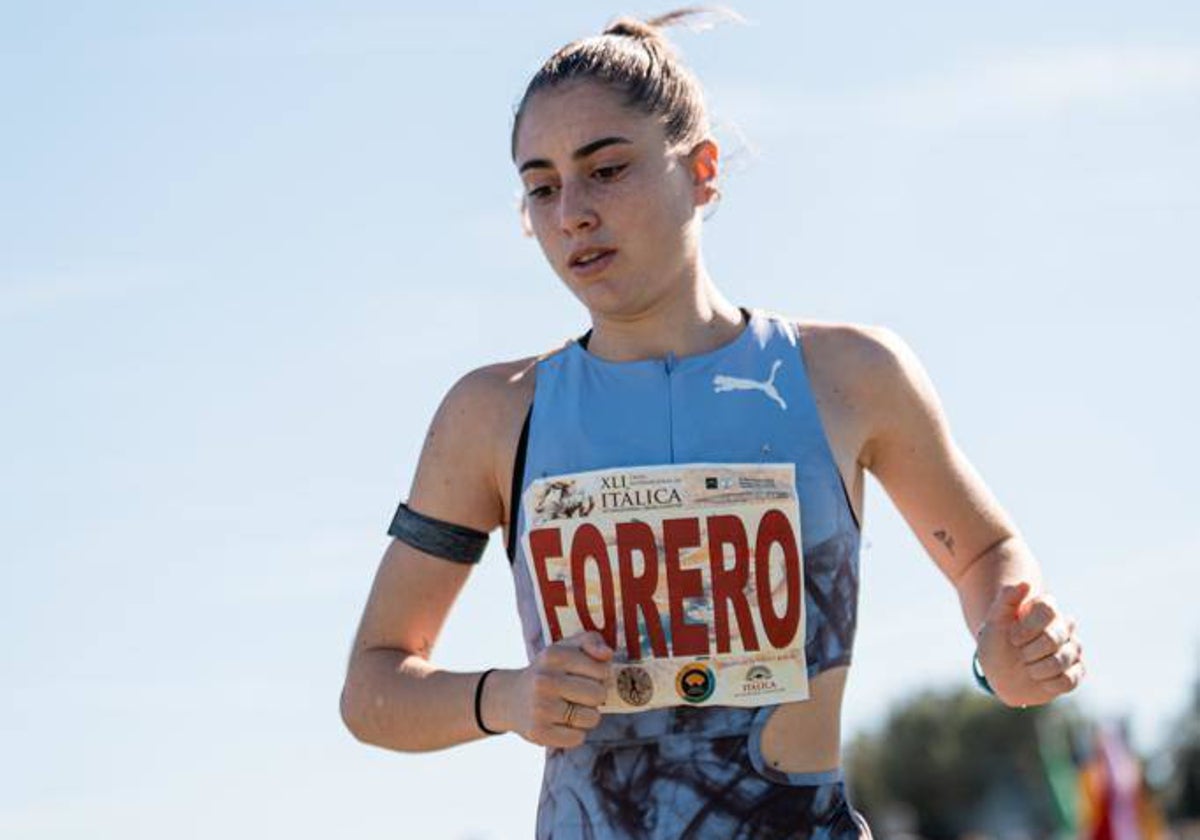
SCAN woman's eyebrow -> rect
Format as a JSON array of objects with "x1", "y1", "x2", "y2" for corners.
[{"x1": 518, "y1": 136, "x2": 632, "y2": 174}]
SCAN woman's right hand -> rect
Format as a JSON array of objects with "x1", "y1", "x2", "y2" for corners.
[{"x1": 491, "y1": 630, "x2": 614, "y2": 749}]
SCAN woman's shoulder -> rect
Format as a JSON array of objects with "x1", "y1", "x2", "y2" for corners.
[
  {"x1": 420, "y1": 345, "x2": 568, "y2": 500},
  {"x1": 764, "y1": 311, "x2": 924, "y2": 402},
  {"x1": 757, "y1": 310, "x2": 901, "y2": 374},
  {"x1": 440, "y1": 341, "x2": 572, "y2": 417},
  {"x1": 783, "y1": 313, "x2": 948, "y2": 454}
]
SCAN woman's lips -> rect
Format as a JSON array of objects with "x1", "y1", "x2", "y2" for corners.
[{"x1": 569, "y1": 249, "x2": 617, "y2": 278}]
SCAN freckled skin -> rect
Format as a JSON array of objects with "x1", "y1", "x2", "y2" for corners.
[{"x1": 513, "y1": 80, "x2": 712, "y2": 323}]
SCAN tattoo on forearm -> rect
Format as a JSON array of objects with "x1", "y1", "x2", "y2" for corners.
[{"x1": 933, "y1": 529, "x2": 956, "y2": 556}]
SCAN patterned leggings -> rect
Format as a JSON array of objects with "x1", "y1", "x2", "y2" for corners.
[{"x1": 534, "y1": 723, "x2": 871, "y2": 840}]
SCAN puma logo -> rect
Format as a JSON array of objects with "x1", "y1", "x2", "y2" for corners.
[{"x1": 712, "y1": 359, "x2": 787, "y2": 410}]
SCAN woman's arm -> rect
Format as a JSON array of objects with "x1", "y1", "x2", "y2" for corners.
[
  {"x1": 854, "y1": 326, "x2": 1085, "y2": 707},
  {"x1": 339, "y1": 363, "x2": 613, "y2": 752},
  {"x1": 340, "y1": 366, "x2": 511, "y2": 751}
]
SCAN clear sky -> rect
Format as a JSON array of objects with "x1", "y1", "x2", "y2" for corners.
[{"x1": 2, "y1": 1, "x2": 1197, "y2": 837}]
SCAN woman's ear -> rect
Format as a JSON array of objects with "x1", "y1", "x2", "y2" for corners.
[
  {"x1": 517, "y1": 195, "x2": 534, "y2": 238},
  {"x1": 689, "y1": 139, "x2": 720, "y2": 206}
]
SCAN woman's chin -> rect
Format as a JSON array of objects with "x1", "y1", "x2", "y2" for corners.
[
  {"x1": 569, "y1": 277, "x2": 623, "y2": 311},
  {"x1": 564, "y1": 272, "x2": 662, "y2": 319}
]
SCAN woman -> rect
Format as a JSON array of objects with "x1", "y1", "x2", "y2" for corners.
[{"x1": 339, "y1": 10, "x2": 1086, "y2": 838}]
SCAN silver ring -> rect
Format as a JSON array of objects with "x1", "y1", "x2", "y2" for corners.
[{"x1": 563, "y1": 701, "x2": 578, "y2": 728}]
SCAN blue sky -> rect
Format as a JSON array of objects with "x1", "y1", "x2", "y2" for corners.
[{"x1": 2, "y1": 2, "x2": 1197, "y2": 837}]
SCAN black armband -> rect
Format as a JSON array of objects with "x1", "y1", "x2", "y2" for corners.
[{"x1": 387, "y1": 502, "x2": 490, "y2": 564}]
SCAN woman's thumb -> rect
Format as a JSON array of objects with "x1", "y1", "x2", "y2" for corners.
[
  {"x1": 583, "y1": 632, "x2": 613, "y2": 658},
  {"x1": 985, "y1": 581, "x2": 1031, "y2": 629}
]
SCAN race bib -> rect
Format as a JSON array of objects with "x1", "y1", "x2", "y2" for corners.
[{"x1": 520, "y1": 463, "x2": 808, "y2": 713}]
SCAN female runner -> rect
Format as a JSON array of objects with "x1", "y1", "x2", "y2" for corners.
[{"x1": 339, "y1": 9, "x2": 1086, "y2": 838}]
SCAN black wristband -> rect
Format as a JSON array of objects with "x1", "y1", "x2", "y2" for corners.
[
  {"x1": 972, "y1": 652, "x2": 996, "y2": 696},
  {"x1": 474, "y1": 668, "x2": 503, "y2": 736}
]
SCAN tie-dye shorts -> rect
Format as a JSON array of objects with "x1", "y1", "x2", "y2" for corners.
[{"x1": 534, "y1": 723, "x2": 871, "y2": 839}]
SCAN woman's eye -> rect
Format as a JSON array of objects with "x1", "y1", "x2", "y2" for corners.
[
  {"x1": 525, "y1": 166, "x2": 624, "y2": 201},
  {"x1": 593, "y1": 164, "x2": 627, "y2": 180}
]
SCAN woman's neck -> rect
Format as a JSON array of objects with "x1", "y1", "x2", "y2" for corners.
[{"x1": 582, "y1": 278, "x2": 745, "y2": 363}]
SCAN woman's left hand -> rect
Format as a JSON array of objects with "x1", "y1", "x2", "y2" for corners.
[{"x1": 976, "y1": 581, "x2": 1086, "y2": 707}]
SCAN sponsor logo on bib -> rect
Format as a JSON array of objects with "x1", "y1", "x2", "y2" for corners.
[
  {"x1": 747, "y1": 664, "x2": 773, "y2": 681},
  {"x1": 676, "y1": 662, "x2": 716, "y2": 704},
  {"x1": 616, "y1": 665, "x2": 654, "y2": 707},
  {"x1": 735, "y1": 663, "x2": 785, "y2": 699}
]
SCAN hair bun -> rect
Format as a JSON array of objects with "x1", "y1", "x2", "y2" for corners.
[
  {"x1": 603, "y1": 7, "x2": 744, "y2": 42},
  {"x1": 602, "y1": 17, "x2": 662, "y2": 41}
]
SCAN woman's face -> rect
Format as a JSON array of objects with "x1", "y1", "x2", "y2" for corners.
[{"x1": 513, "y1": 80, "x2": 715, "y2": 318}]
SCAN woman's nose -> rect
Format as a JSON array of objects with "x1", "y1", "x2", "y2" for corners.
[{"x1": 558, "y1": 180, "x2": 599, "y2": 233}]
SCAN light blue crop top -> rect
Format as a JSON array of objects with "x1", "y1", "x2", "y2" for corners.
[{"x1": 505, "y1": 306, "x2": 861, "y2": 744}]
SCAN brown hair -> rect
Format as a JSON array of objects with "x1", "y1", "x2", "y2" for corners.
[{"x1": 509, "y1": 7, "x2": 743, "y2": 160}]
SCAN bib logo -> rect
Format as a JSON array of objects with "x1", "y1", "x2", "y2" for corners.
[
  {"x1": 676, "y1": 663, "x2": 716, "y2": 704},
  {"x1": 746, "y1": 665, "x2": 773, "y2": 681},
  {"x1": 534, "y1": 479, "x2": 595, "y2": 520},
  {"x1": 599, "y1": 473, "x2": 682, "y2": 510},
  {"x1": 736, "y1": 663, "x2": 784, "y2": 699},
  {"x1": 616, "y1": 665, "x2": 654, "y2": 707}
]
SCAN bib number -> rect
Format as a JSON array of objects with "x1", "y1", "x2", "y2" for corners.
[{"x1": 520, "y1": 463, "x2": 809, "y2": 712}]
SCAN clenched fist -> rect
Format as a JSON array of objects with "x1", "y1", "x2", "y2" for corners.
[
  {"x1": 486, "y1": 631, "x2": 614, "y2": 749},
  {"x1": 976, "y1": 581, "x2": 1085, "y2": 707}
]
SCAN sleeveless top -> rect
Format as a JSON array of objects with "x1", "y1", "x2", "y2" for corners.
[{"x1": 505, "y1": 306, "x2": 862, "y2": 746}]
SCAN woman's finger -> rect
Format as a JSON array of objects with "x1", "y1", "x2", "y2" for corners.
[
  {"x1": 542, "y1": 642, "x2": 613, "y2": 684},
  {"x1": 1027, "y1": 638, "x2": 1082, "y2": 681},
  {"x1": 1008, "y1": 596, "x2": 1058, "y2": 647},
  {"x1": 556, "y1": 672, "x2": 609, "y2": 708},
  {"x1": 1038, "y1": 660, "x2": 1086, "y2": 699},
  {"x1": 538, "y1": 723, "x2": 588, "y2": 749},
  {"x1": 1019, "y1": 616, "x2": 1075, "y2": 663},
  {"x1": 556, "y1": 701, "x2": 602, "y2": 731}
]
